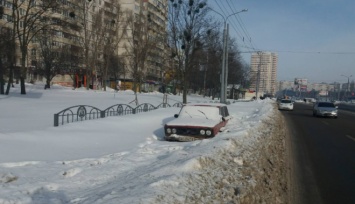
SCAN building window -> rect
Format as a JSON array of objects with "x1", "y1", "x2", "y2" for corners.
[
  {"x1": 6, "y1": 1, "x2": 12, "y2": 9},
  {"x1": 6, "y1": 14, "x2": 13, "y2": 22},
  {"x1": 19, "y1": 8, "x2": 25, "y2": 15},
  {"x1": 63, "y1": 10, "x2": 69, "y2": 17},
  {"x1": 31, "y1": 49, "x2": 36, "y2": 57}
]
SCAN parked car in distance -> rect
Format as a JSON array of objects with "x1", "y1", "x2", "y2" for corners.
[
  {"x1": 164, "y1": 103, "x2": 231, "y2": 142},
  {"x1": 313, "y1": 102, "x2": 338, "y2": 118},
  {"x1": 304, "y1": 98, "x2": 316, "y2": 103},
  {"x1": 278, "y1": 99, "x2": 294, "y2": 111}
]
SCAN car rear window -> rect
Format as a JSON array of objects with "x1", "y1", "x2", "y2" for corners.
[
  {"x1": 281, "y1": 100, "x2": 292, "y2": 103},
  {"x1": 318, "y1": 103, "x2": 335, "y2": 108}
]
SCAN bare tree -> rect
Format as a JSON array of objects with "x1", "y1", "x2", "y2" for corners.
[
  {"x1": 69, "y1": 0, "x2": 95, "y2": 90},
  {"x1": 0, "y1": 4, "x2": 18, "y2": 95},
  {"x1": 106, "y1": 55, "x2": 125, "y2": 88},
  {"x1": 35, "y1": 29, "x2": 65, "y2": 89},
  {"x1": 0, "y1": 28, "x2": 13, "y2": 94},
  {"x1": 225, "y1": 38, "x2": 244, "y2": 99},
  {"x1": 70, "y1": 0, "x2": 127, "y2": 91},
  {"x1": 168, "y1": 0, "x2": 210, "y2": 103},
  {"x1": 124, "y1": 9, "x2": 155, "y2": 105},
  {"x1": 12, "y1": 0, "x2": 59, "y2": 94},
  {"x1": 58, "y1": 44, "x2": 81, "y2": 88},
  {"x1": 201, "y1": 29, "x2": 223, "y2": 99},
  {"x1": 91, "y1": 1, "x2": 128, "y2": 91}
]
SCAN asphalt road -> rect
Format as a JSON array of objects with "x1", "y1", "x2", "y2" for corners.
[{"x1": 282, "y1": 102, "x2": 355, "y2": 204}]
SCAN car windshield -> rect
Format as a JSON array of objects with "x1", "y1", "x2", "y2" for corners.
[
  {"x1": 318, "y1": 103, "x2": 335, "y2": 108},
  {"x1": 281, "y1": 100, "x2": 292, "y2": 103},
  {"x1": 179, "y1": 106, "x2": 220, "y2": 120}
]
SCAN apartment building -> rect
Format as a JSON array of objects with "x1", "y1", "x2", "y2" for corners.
[
  {"x1": 249, "y1": 52, "x2": 278, "y2": 95},
  {"x1": 0, "y1": 0, "x2": 168, "y2": 90},
  {"x1": 118, "y1": 0, "x2": 168, "y2": 91}
]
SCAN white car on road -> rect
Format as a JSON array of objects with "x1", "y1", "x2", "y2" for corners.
[{"x1": 278, "y1": 99, "x2": 294, "y2": 111}]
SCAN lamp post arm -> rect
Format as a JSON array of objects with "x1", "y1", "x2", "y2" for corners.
[
  {"x1": 207, "y1": 7, "x2": 226, "y2": 22},
  {"x1": 226, "y1": 9, "x2": 248, "y2": 21}
]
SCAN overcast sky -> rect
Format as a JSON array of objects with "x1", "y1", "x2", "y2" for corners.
[{"x1": 208, "y1": 0, "x2": 355, "y2": 84}]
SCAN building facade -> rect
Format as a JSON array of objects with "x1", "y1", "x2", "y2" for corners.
[
  {"x1": 249, "y1": 52, "x2": 278, "y2": 95},
  {"x1": 117, "y1": 0, "x2": 168, "y2": 91},
  {"x1": 277, "y1": 80, "x2": 294, "y2": 92},
  {"x1": 0, "y1": 0, "x2": 168, "y2": 90}
]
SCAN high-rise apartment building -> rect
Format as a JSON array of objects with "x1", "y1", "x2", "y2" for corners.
[
  {"x1": 249, "y1": 52, "x2": 278, "y2": 95},
  {"x1": 119, "y1": 0, "x2": 168, "y2": 85},
  {"x1": 0, "y1": 0, "x2": 168, "y2": 90}
]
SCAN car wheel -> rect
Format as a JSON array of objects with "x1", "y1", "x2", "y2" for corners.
[
  {"x1": 334, "y1": 116, "x2": 338, "y2": 119},
  {"x1": 312, "y1": 111, "x2": 316, "y2": 116}
]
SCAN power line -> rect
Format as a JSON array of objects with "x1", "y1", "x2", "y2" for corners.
[
  {"x1": 271, "y1": 50, "x2": 355, "y2": 54},
  {"x1": 212, "y1": 0, "x2": 244, "y2": 43},
  {"x1": 226, "y1": 0, "x2": 257, "y2": 50},
  {"x1": 216, "y1": 0, "x2": 245, "y2": 42},
  {"x1": 239, "y1": 46, "x2": 355, "y2": 55}
]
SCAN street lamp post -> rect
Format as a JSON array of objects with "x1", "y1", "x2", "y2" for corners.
[
  {"x1": 341, "y1": 74, "x2": 352, "y2": 100},
  {"x1": 209, "y1": 8, "x2": 248, "y2": 103}
]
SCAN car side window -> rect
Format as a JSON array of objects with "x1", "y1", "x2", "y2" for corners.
[
  {"x1": 219, "y1": 106, "x2": 229, "y2": 117},
  {"x1": 224, "y1": 107, "x2": 229, "y2": 117},
  {"x1": 219, "y1": 107, "x2": 224, "y2": 117}
]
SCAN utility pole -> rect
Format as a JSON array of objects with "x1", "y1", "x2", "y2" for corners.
[
  {"x1": 255, "y1": 51, "x2": 262, "y2": 99},
  {"x1": 341, "y1": 74, "x2": 352, "y2": 100},
  {"x1": 224, "y1": 24, "x2": 229, "y2": 102},
  {"x1": 220, "y1": 21, "x2": 227, "y2": 103},
  {"x1": 209, "y1": 8, "x2": 248, "y2": 104}
]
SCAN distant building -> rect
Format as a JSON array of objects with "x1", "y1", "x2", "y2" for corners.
[
  {"x1": 294, "y1": 78, "x2": 308, "y2": 91},
  {"x1": 277, "y1": 80, "x2": 294, "y2": 91},
  {"x1": 249, "y1": 52, "x2": 278, "y2": 95},
  {"x1": 0, "y1": 0, "x2": 168, "y2": 90}
]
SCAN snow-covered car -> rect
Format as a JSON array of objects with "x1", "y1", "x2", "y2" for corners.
[
  {"x1": 278, "y1": 99, "x2": 294, "y2": 111},
  {"x1": 164, "y1": 103, "x2": 231, "y2": 142},
  {"x1": 313, "y1": 102, "x2": 338, "y2": 118}
]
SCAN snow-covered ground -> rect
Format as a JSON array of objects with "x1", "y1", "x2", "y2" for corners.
[{"x1": 0, "y1": 83, "x2": 278, "y2": 204}]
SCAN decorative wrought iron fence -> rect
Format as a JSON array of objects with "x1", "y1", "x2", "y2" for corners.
[
  {"x1": 54, "y1": 102, "x2": 184, "y2": 127},
  {"x1": 104, "y1": 104, "x2": 134, "y2": 117},
  {"x1": 54, "y1": 105, "x2": 104, "y2": 127}
]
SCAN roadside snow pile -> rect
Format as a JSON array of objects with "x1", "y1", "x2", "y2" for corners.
[
  {"x1": 0, "y1": 84, "x2": 287, "y2": 203},
  {"x1": 148, "y1": 100, "x2": 288, "y2": 204}
]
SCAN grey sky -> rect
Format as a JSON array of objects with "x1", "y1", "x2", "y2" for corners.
[{"x1": 208, "y1": 0, "x2": 355, "y2": 84}]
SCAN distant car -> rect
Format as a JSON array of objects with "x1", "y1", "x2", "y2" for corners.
[
  {"x1": 164, "y1": 103, "x2": 231, "y2": 142},
  {"x1": 278, "y1": 99, "x2": 294, "y2": 111},
  {"x1": 313, "y1": 102, "x2": 338, "y2": 118},
  {"x1": 331, "y1": 100, "x2": 341, "y2": 105},
  {"x1": 304, "y1": 98, "x2": 316, "y2": 103}
]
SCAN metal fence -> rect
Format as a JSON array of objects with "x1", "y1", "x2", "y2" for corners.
[{"x1": 54, "y1": 102, "x2": 183, "y2": 127}]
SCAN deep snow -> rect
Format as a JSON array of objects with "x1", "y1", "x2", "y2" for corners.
[{"x1": 0, "y1": 83, "x2": 277, "y2": 204}]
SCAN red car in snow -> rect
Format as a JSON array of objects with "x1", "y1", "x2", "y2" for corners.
[{"x1": 164, "y1": 103, "x2": 231, "y2": 142}]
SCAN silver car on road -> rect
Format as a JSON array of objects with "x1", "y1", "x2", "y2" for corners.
[{"x1": 313, "y1": 102, "x2": 338, "y2": 118}]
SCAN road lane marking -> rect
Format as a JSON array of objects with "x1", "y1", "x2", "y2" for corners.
[
  {"x1": 321, "y1": 121, "x2": 329, "y2": 126},
  {"x1": 346, "y1": 135, "x2": 355, "y2": 142}
]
